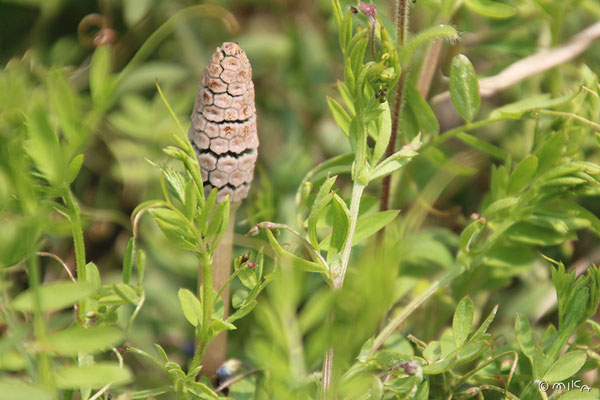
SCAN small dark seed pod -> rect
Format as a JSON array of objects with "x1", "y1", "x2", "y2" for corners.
[{"x1": 189, "y1": 42, "x2": 258, "y2": 203}]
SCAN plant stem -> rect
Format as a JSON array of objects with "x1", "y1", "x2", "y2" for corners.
[
  {"x1": 334, "y1": 182, "x2": 365, "y2": 289},
  {"x1": 380, "y1": 72, "x2": 407, "y2": 212},
  {"x1": 396, "y1": 0, "x2": 409, "y2": 46},
  {"x1": 371, "y1": 264, "x2": 466, "y2": 352},
  {"x1": 191, "y1": 250, "x2": 213, "y2": 372},
  {"x1": 322, "y1": 182, "x2": 365, "y2": 395},
  {"x1": 381, "y1": 0, "x2": 410, "y2": 212},
  {"x1": 197, "y1": 205, "x2": 238, "y2": 381},
  {"x1": 64, "y1": 189, "x2": 86, "y2": 282},
  {"x1": 28, "y1": 255, "x2": 53, "y2": 388}
]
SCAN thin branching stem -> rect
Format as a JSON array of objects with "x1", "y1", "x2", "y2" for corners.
[
  {"x1": 191, "y1": 251, "x2": 214, "y2": 371},
  {"x1": 64, "y1": 189, "x2": 86, "y2": 281}
]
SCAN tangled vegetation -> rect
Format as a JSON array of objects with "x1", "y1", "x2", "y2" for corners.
[{"x1": 1, "y1": 0, "x2": 600, "y2": 399}]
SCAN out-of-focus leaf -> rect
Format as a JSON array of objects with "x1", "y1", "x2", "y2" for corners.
[
  {"x1": 12, "y1": 282, "x2": 94, "y2": 313},
  {"x1": 464, "y1": 0, "x2": 516, "y2": 18},
  {"x1": 122, "y1": 237, "x2": 135, "y2": 285},
  {"x1": 0, "y1": 380, "x2": 53, "y2": 400},
  {"x1": 26, "y1": 103, "x2": 65, "y2": 186},
  {"x1": 404, "y1": 80, "x2": 439, "y2": 136},
  {"x1": 55, "y1": 363, "x2": 132, "y2": 389},
  {"x1": 44, "y1": 326, "x2": 123, "y2": 356},
  {"x1": 90, "y1": 46, "x2": 117, "y2": 109}
]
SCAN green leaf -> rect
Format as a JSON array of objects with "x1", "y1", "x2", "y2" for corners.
[
  {"x1": 178, "y1": 288, "x2": 203, "y2": 327},
  {"x1": 423, "y1": 341, "x2": 442, "y2": 362},
  {"x1": 515, "y1": 314, "x2": 536, "y2": 361},
  {"x1": 369, "y1": 137, "x2": 420, "y2": 181},
  {"x1": 210, "y1": 319, "x2": 236, "y2": 335},
  {"x1": 559, "y1": 389, "x2": 600, "y2": 400},
  {"x1": 453, "y1": 296, "x2": 474, "y2": 347},
  {"x1": 26, "y1": 103, "x2": 65, "y2": 186},
  {"x1": 198, "y1": 188, "x2": 217, "y2": 233},
  {"x1": 44, "y1": 326, "x2": 123, "y2": 356},
  {"x1": 352, "y1": 210, "x2": 399, "y2": 245},
  {"x1": 66, "y1": 154, "x2": 84, "y2": 184},
  {"x1": 162, "y1": 167, "x2": 187, "y2": 204},
  {"x1": 187, "y1": 381, "x2": 219, "y2": 399},
  {"x1": 349, "y1": 33, "x2": 369, "y2": 77},
  {"x1": 340, "y1": 11, "x2": 353, "y2": 52},
  {"x1": 113, "y1": 283, "x2": 139, "y2": 305},
  {"x1": 489, "y1": 90, "x2": 579, "y2": 119},
  {"x1": 399, "y1": 25, "x2": 459, "y2": 62},
  {"x1": 150, "y1": 208, "x2": 196, "y2": 250},
  {"x1": 328, "y1": 194, "x2": 350, "y2": 264},
  {"x1": 229, "y1": 375, "x2": 256, "y2": 400},
  {"x1": 85, "y1": 262, "x2": 101, "y2": 289},
  {"x1": 307, "y1": 176, "x2": 337, "y2": 249},
  {"x1": 265, "y1": 229, "x2": 328, "y2": 275},
  {"x1": 372, "y1": 101, "x2": 391, "y2": 164},
  {"x1": 228, "y1": 299, "x2": 258, "y2": 322},
  {"x1": 90, "y1": 46, "x2": 117, "y2": 109},
  {"x1": 207, "y1": 199, "x2": 230, "y2": 252},
  {"x1": 0, "y1": 379, "x2": 53, "y2": 400},
  {"x1": 47, "y1": 70, "x2": 83, "y2": 148},
  {"x1": 55, "y1": 362, "x2": 132, "y2": 389},
  {"x1": 184, "y1": 178, "x2": 198, "y2": 221},
  {"x1": 456, "y1": 341, "x2": 487, "y2": 364},
  {"x1": 543, "y1": 350, "x2": 586, "y2": 382},
  {"x1": 237, "y1": 265, "x2": 258, "y2": 290},
  {"x1": 505, "y1": 221, "x2": 566, "y2": 246},
  {"x1": 464, "y1": 0, "x2": 516, "y2": 18},
  {"x1": 450, "y1": 55, "x2": 480, "y2": 122},
  {"x1": 122, "y1": 237, "x2": 135, "y2": 285},
  {"x1": 536, "y1": 132, "x2": 566, "y2": 175},
  {"x1": 12, "y1": 282, "x2": 94, "y2": 313},
  {"x1": 455, "y1": 131, "x2": 508, "y2": 161},
  {"x1": 484, "y1": 197, "x2": 519, "y2": 217},
  {"x1": 508, "y1": 155, "x2": 538, "y2": 194},
  {"x1": 404, "y1": 80, "x2": 439, "y2": 136},
  {"x1": 422, "y1": 357, "x2": 454, "y2": 374},
  {"x1": 327, "y1": 97, "x2": 350, "y2": 136}
]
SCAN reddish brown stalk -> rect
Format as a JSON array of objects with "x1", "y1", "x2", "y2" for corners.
[
  {"x1": 380, "y1": 0, "x2": 410, "y2": 213},
  {"x1": 380, "y1": 72, "x2": 407, "y2": 212},
  {"x1": 397, "y1": 0, "x2": 409, "y2": 46}
]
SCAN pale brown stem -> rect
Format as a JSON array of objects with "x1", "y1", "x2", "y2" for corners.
[
  {"x1": 199, "y1": 203, "x2": 239, "y2": 382},
  {"x1": 417, "y1": 39, "x2": 443, "y2": 98},
  {"x1": 431, "y1": 21, "x2": 600, "y2": 103}
]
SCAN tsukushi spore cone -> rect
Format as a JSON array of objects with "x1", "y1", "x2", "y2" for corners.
[
  {"x1": 189, "y1": 42, "x2": 257, "y2": 383},
  {"x1": 189, "y1": 42, "x2": 258, "y2": 204}
]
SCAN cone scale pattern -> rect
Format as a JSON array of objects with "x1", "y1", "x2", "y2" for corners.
[{"x1": 189, "y1": 42, "x2": 258, "y2": 203}]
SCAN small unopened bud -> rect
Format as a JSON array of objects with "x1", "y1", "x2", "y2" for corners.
[
  {"x1": 456, "y1": 386, "x2": 480, "y2": 399},
  {"x1": 359, "y1": 2, "x2": 377, "y2": 28},
  {"x1": 399, "y1": 362, "x2": 420, "y2": 375},
  {"x1": 189, "y1": 42, "x2": 259, "y2": 203},
  {"x1": 246, "y1": 261, "x2": 258, "y2": 269},
  {"x1": 246, "y1": 225, "x2": 260, "y2": 236}
]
